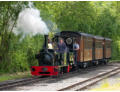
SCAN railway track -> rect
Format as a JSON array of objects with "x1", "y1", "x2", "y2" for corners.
[
  {"x1": 0, "y1": 76, "x2": 52, "y2": 90},
  {"x1": 58, "y1": 67, "x2": 120, "y2": 91},
  {"x1": 0, "y1": 64, "x2": 119, "y2": 91},
  {"x1": 0, "y1": 70, "x2": 81, "y2": 90},
  {"x1": 0, "y1": 70, "x2": 82, "y2": 91}
]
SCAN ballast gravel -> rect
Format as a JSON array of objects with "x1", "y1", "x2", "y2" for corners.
[
  {"x1": 85, "y1": 72, "x2": 120, "y2": 91},
  {"x1": 6, "y1": 63, "x2": 120, "y2": 91}
]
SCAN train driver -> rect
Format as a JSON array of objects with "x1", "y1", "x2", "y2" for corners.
[
  {"x1": 57, "y1": 38, "x2": 67, "y2": 64},
  {"x1": 73, "y1": 40, "x2": 79, "y2": 66}
]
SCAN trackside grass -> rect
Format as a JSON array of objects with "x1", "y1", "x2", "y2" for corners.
[{"x1": 0, "y1": 71, "x2": 31, "y2": 82}]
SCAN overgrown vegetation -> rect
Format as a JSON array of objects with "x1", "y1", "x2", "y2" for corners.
[
  {"x1": 0, "y1": 71, "x2": 31, "y2": 82},
  {"x1": 0, "y1": 1, "x2": 120, "y2": 74}
]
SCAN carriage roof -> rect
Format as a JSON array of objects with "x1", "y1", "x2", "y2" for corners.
[
  {"x1": 55, "y1": 31, "x2": 94, "y2": 38},
  {"x1": 105, "y1": 38, "x2": 112, "y2": 41},
  {"x1": 94, "y1": 36, "x2": 104, "y2": 40},
  {"x1": 54, "y1": 31, "x2": 111, "y2": 41}
]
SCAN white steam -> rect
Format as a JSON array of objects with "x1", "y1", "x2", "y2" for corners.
[{"x1": 13, "y1": 3, "x2": 49, "y2": 40}]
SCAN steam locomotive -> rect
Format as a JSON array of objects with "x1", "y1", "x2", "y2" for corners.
[{"x1": 31, "y1": 31, "x2": 112, "y2": 76}]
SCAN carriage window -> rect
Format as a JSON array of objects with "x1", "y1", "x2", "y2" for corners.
[
  {"x1": 84, "y1": 39, "x2": 93, "y2": 49},
  {"x1": 106, "y1": 42, "x2": 111, "y2": 48},
  {"x1": 96, "y1": 41, "x2": 103, "y2": 48}
]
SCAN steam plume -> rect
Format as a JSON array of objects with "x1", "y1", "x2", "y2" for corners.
[{"x1": 13, "y1": 2, "x2": 49, "y2": 40}]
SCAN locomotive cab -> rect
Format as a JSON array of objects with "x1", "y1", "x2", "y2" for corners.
[{"x1": 53, "y1": 31, "x2": 81, "y2": 70}]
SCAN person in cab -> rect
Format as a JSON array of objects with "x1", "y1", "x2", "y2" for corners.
[
  {"x1": 73, "y1": 40, "x2": 79, "y2": 66},
  {"x1": 48, "y1": 38, "x2": 53, "y2": 49},
  {"x1": 57, "y1": 38, "x2": 67, "y2": 64}
]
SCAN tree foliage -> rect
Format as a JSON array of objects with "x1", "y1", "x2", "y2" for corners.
[{"x1": 0, "y1": 1, "x2": 120, "y2": 73}]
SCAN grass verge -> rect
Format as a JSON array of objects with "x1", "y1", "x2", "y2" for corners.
[{"x1": 0, "y1": 71, "x2": 32, "y2": 82}]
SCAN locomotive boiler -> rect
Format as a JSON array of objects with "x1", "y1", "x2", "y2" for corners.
[{"x1": 35, "y1": 35, "x2": 54, "y2": 66}]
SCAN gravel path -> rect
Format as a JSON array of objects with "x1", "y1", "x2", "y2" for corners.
[
  {"x1": 85, "y1": 73, "x2": 120, "y2": 91},
  {"x1": 6, "y1": 64, "x2": 120, "y2": 91}
]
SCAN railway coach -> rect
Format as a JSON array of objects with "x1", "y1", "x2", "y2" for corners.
[
  {"x1": 31, "y1": 31, "x2": 112, "y2": 76},
  {"x1": 93, "y1": 36, "x2": 104, "y2": 65},
  {"x1": 104, "y1": 38, "x2": 112, "y2": 64}
]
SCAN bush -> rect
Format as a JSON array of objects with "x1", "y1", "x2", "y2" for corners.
[{"x1": 0, "y1": 35, "x2": 44, "y2": 74}]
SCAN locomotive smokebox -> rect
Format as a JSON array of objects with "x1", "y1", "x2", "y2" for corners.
[{"x1": 44, "y1": 35, "x2": 48, "y2": 52}]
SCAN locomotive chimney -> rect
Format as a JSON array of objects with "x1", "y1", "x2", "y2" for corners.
[{"x1": 44, "y1": 35, "x2": 48, "y2": 52}]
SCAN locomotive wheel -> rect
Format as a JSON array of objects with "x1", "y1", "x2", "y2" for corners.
[
  {"x1": 104, "y1": 60, "x2": 108, "y2": 65},
  {"x1": 98, "y1": 61, "x2": 103, "y2": 65},
  {"x1": 52, "y1": 71, "x2": 60, "y2": 78},
  {"x1": 93, "y1": 61, "x2": 99, "y2": 66},
  {"x1": 52, "y1": 75, "x2": 60, "y2": 78},
  {"x1": 83, "y1": 62, "x2": 88, "y2": 68},
  {"x1": 96, "y1": 61, "x2": 99, "y2": 65}
]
